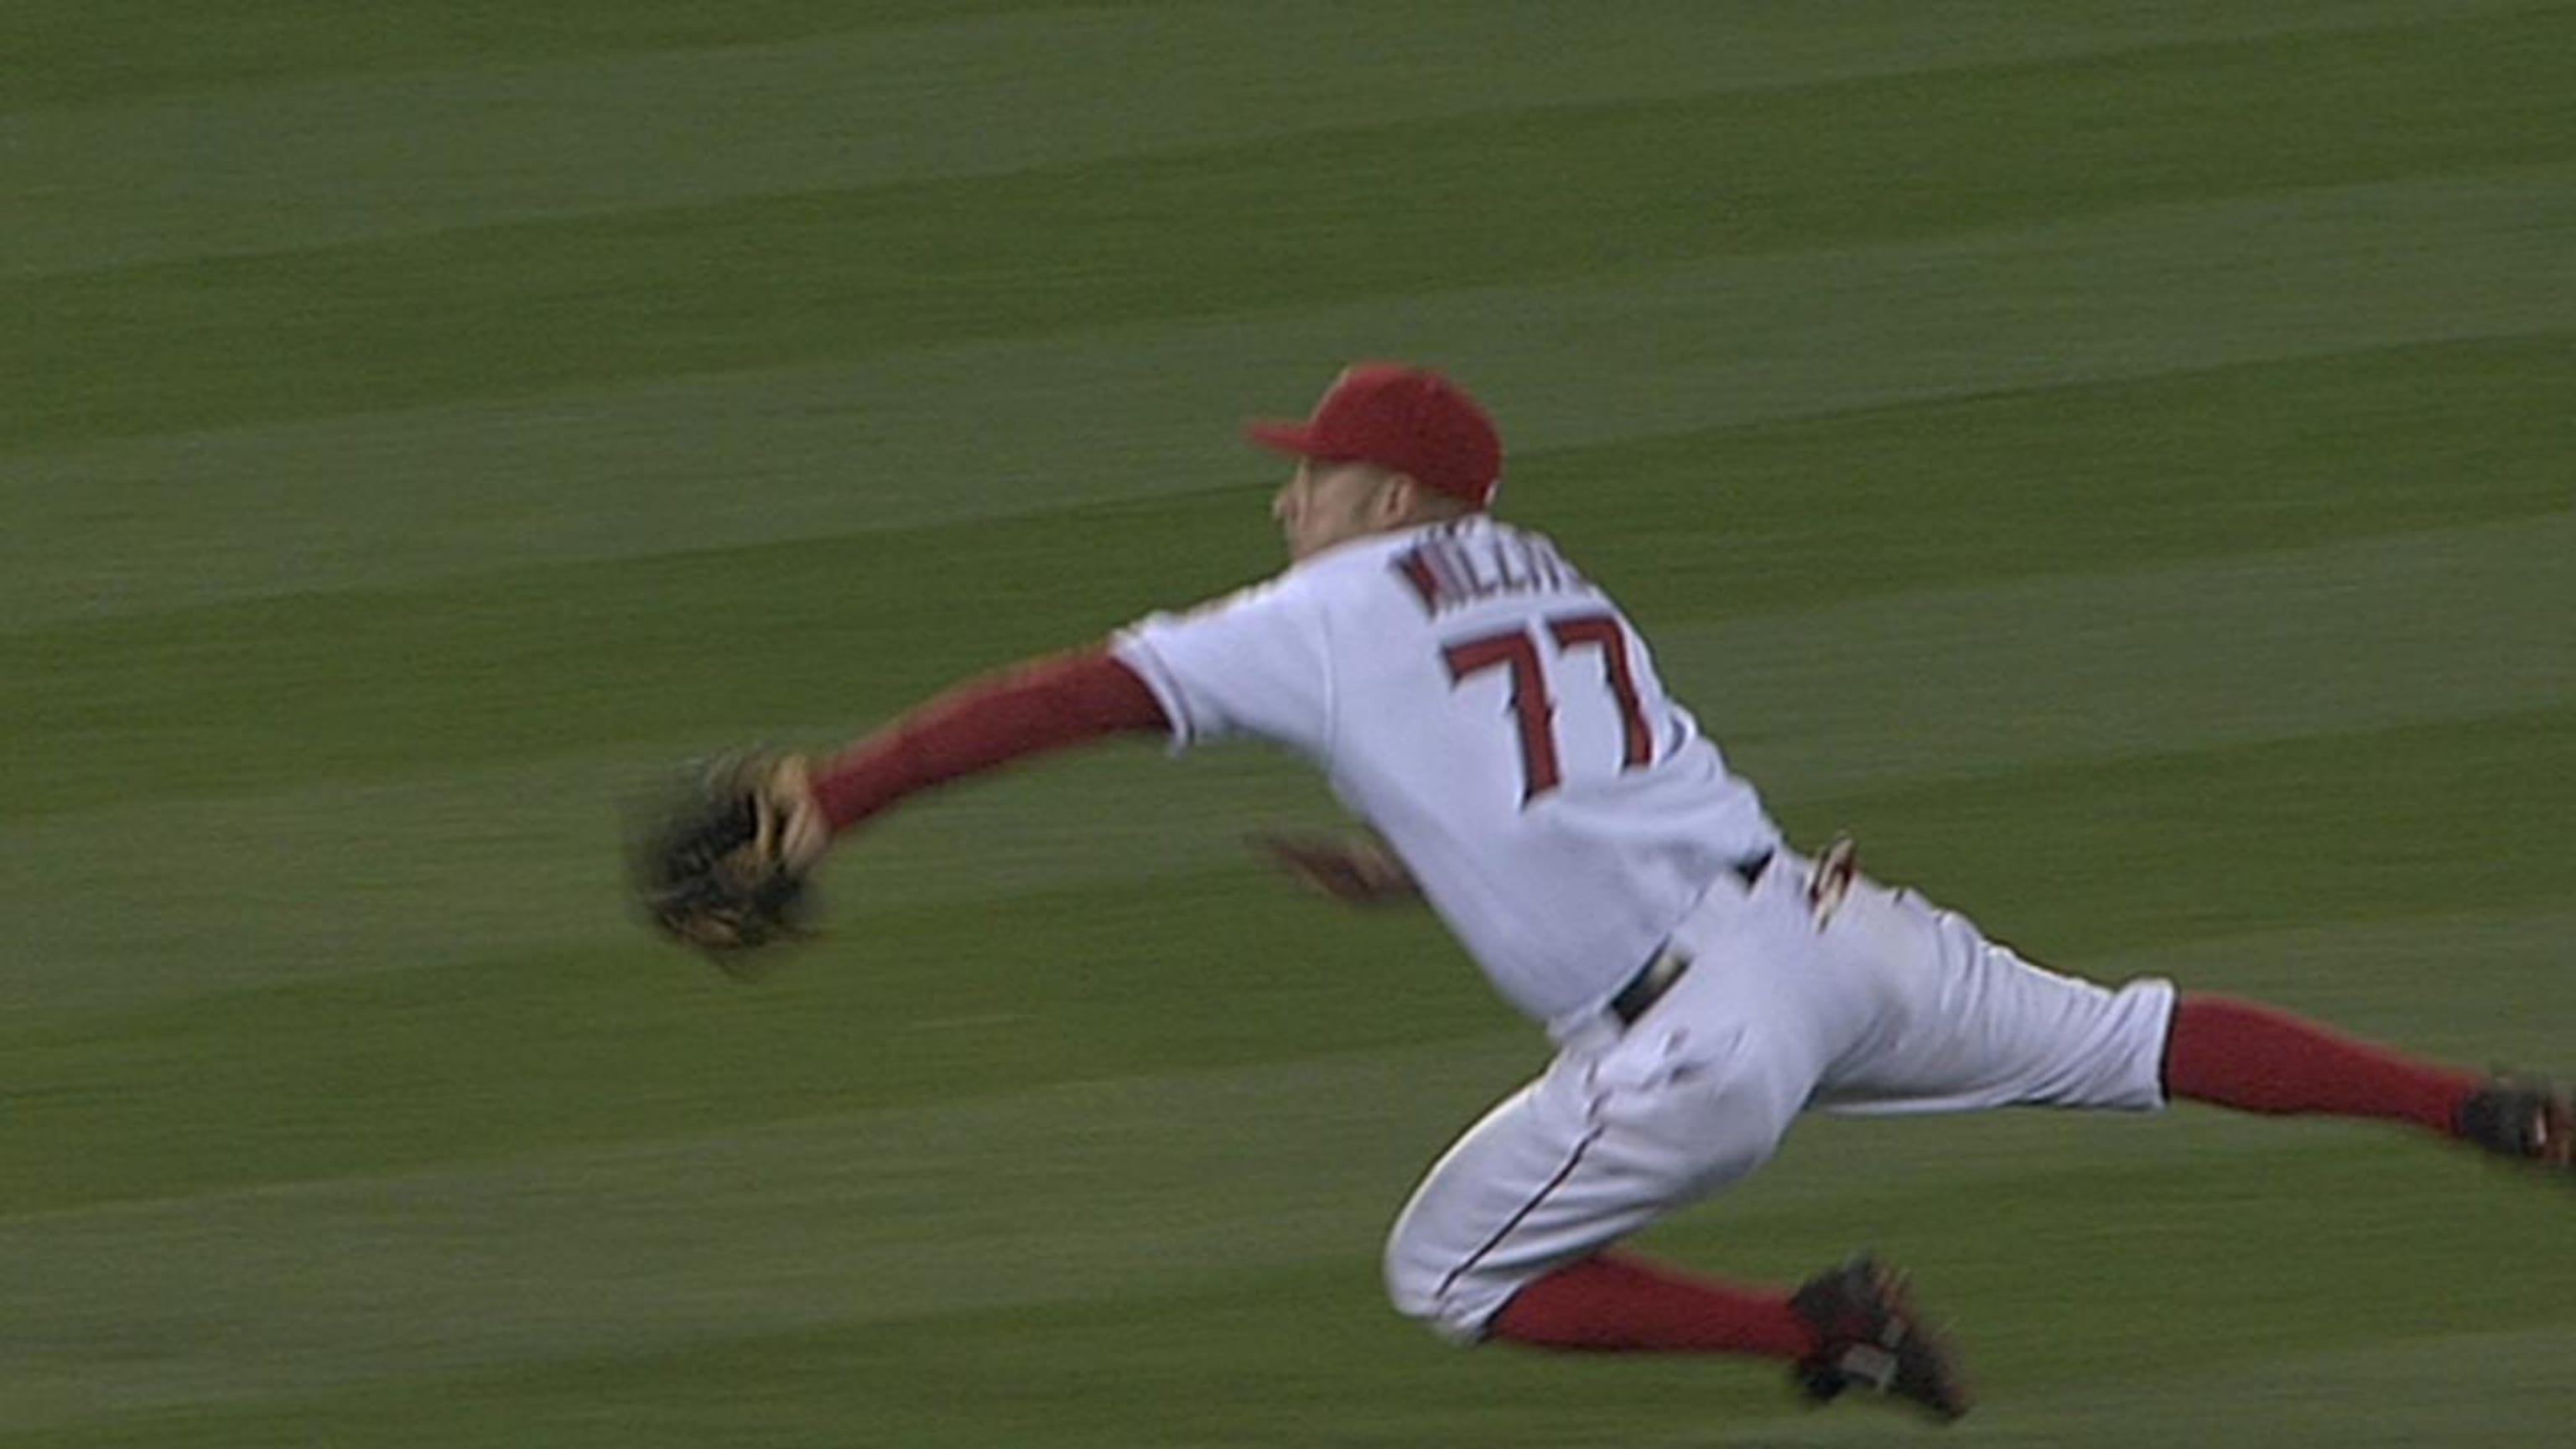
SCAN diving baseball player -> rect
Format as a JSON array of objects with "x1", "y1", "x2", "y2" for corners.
[{"x1": 636, "y1": 363, "x2": 2571, "y2": 1423}]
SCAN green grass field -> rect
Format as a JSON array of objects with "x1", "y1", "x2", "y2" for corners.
[{"x1": 5, "y1": 3, "x2": 2573, "y2": 1443}]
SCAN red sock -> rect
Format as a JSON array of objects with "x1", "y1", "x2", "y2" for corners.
[
  {"x1": 1488, "y1": 1252, "x2": 1818, "y2": 1358},
  {"x1": 2163, "y1": 994, "x2": 2479, "y2": 1136}
]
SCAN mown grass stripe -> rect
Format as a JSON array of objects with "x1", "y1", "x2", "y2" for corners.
[
  {"x1": 1540, "y1": 330, "x2": 2576, "y2": 623},
  {"x1": 1663, "y1": 513, "x2": 2576, "y2": 802},
  {"x1": 5, "y1": 501, "x2": 2562, "y2": 828},
  {"x1": 0, "y1": 1037, "x2": 1515, "y2": 1431},
  {"x1": 11, "y1": 13, "x2": 2568, "y2": 449},
  {"x1": 3, "y1": 702, "x2": 2562, "y2": 1120},
  {"x1": 13, "y1": 1280, "x2": 2570, "y2": 1447},
  {"x1": 6, "y1": 167, "x2": 2567, "y2": 630},
  {"x1": 2, "y1": 0, "x2": 1146, "y2": 110},
  {"x1": 6, "y1": 1, "x2": 2539, "y2": 275},
  {"x1": 8, "y1": 995, "x2": 2572, "y2": 1440}
]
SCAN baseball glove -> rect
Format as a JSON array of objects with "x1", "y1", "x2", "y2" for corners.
[{"x1": 631, "y1": 753, "x2": 831, "y2": 972}]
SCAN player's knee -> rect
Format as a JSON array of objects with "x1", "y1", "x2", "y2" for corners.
[
  {"x1": 1385, "y1": 1283, "x2": 1496, "y2": 1347},
  {"x1": 1381, "y1": 1236, "x2": 1493, "y2": 1346},
  {"x1": 1379, "y1": 1237, "x2": 1445, "y2": 1328}
]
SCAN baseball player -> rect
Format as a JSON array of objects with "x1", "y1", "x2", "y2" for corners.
[{"x1": 637, "y1": 363, "x2": 2571, "y2": 1423}]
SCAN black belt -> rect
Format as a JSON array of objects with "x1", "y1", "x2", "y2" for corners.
[{"x1": 1608, "y1": 850, "x2": 1773, "y2": 1027}]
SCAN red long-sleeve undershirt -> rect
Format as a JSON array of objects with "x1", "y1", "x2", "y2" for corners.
[{"x1": 811, "y1": 648, "x2": 1170, "y2": 834}]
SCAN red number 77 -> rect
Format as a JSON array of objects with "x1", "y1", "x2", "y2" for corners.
[{"x1": 1442, "y1": 611, "x2": 1653, "y2": 804}]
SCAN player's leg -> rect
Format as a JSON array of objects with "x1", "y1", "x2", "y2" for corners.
[
  {"x1": 2162, "y1": 994, "x2": 2569, "y2": 1164},
  {"x1": 1384, "y1": 875, "x2": 1841, "y2": 1346},
  {"x1": 1800, "y1": 870, "x2": 2175, "y2": 1117},
  {"x1": 2163, "y1": 993, "x2": 2470, "y2": 1130},
  {"x1": 1380, "y1": 1024, "x2": 1810, "y2": 1348},
  {"x1": 1481, "y1": 1250, "x2": 1814, "y2": 1354},
  {"x1": 1482, "y1": 1248, "x2": 1967, "y2": 1418},
  {"x1": 1383, "y1": 873, "x2": 1969, "y2": 1420},
  {"x1": 1805, "y1": 866, "x2": 2565, "y2": 1167}
]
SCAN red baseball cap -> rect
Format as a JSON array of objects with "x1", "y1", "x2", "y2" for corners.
[{"x1": 1244, "y1": 363, "x2": 1504, "y2": 509}]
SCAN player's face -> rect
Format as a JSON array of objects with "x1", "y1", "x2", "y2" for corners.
[{"x1": 1273, "y1": 460, "x2": 1397, "y2": 561}]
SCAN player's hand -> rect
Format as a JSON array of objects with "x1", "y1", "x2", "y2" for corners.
[
  {"x1": 631, "y1": 753, "x2": 833, "y2": 976},
  {"x1": 1248, "y1": 830, "x2": 1423, "y2": 907}
]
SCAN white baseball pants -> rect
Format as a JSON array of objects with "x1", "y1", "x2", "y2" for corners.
[{"x1": 1383, "y1": 853, "x2": 2176, "y2": 1343}]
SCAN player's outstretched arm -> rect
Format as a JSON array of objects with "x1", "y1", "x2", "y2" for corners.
[
  {"x1": 634, "y1": 648, "x2": 1169, "y2": 965},
  {"x1": 808, "y1": 647, "x2": 1168, "y2": 834}
]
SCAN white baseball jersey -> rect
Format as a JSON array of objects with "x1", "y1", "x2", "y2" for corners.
[
  {"x1": 1110, "y1": 513, "x2": 2175, "y2": 1345},
  {"x1": 1114, "y1": 516, "x2": 1782, "y2": 1036}
]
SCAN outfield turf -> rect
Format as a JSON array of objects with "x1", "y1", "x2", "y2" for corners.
[{"x1": 4, "y1": 3, "x2": 2572, "y2": 1443}]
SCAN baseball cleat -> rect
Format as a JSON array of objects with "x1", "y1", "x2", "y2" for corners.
[
  {"x1": 1789, "y1": 1254, "x2": 1971, "y2": 1424},
  {"x1": 2455, "y1": 1076, "x2": 2576, "y2": 1168}
]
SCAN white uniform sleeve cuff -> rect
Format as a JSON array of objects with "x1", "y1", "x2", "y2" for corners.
[{"x1": 1109, "y1": 631, "x2": 1196, "y2": 756}]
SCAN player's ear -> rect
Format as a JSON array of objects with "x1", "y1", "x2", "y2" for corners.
[{"x1": 1379, "y1": 472, "x2": 1426, "y2": 522}]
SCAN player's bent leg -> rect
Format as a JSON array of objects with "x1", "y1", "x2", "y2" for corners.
[
  {"x1": 1382, "y1": 1027, "x2": 1808, "y2": 1344},
  {"x1": 1480, "y1": 1249, "x2": 1974, "y2": 1420},
  {"x1": 1380, "y1": 1078, "x2": 1587, "y2": 1343},
  {"x1": 1486, "y1": 1251, "x2": 1815, "y2": 1355},
  {"x1": 1381, "y1": 871, "x2": 1976, "y2": 1421}
]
